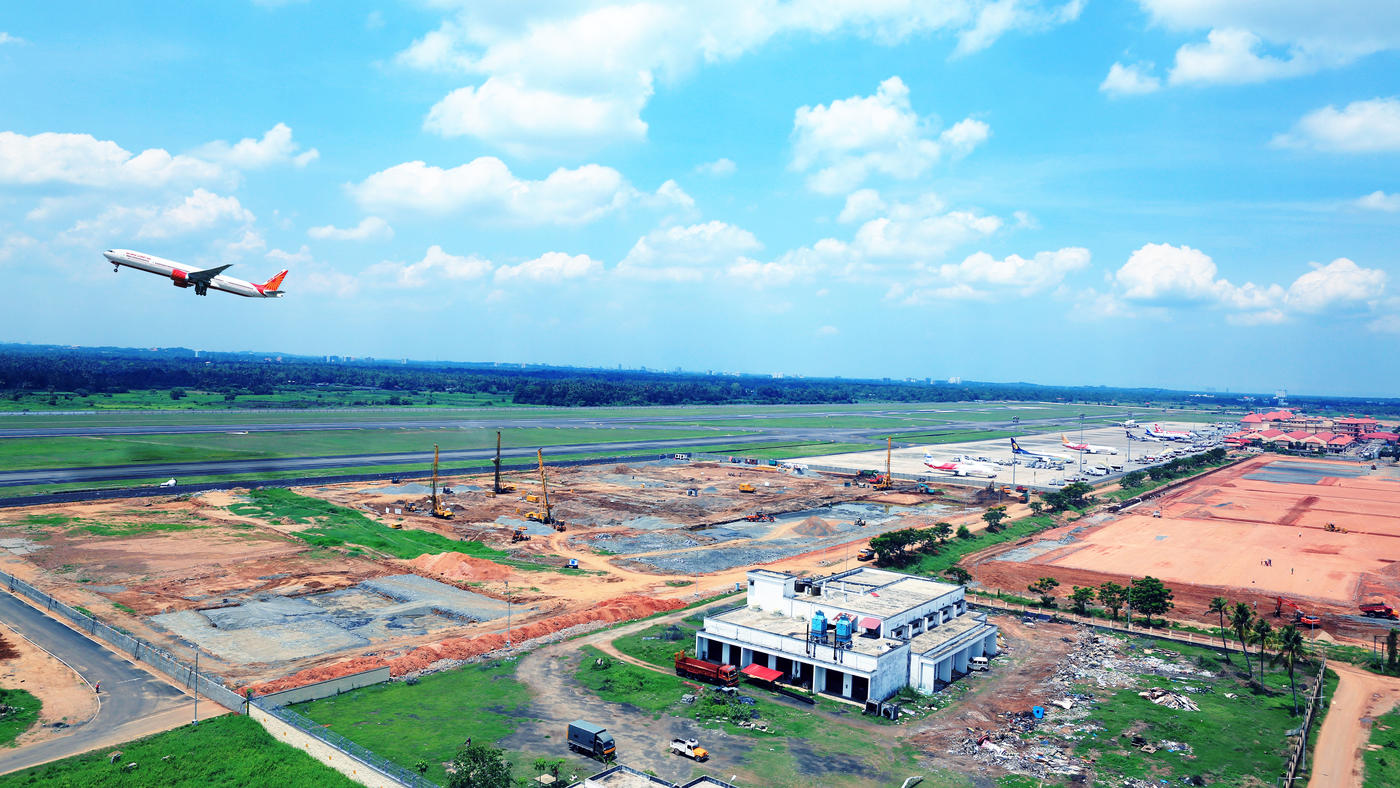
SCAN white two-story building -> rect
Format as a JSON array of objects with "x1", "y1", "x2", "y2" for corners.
[{"x1": 694, "y1": 567, "x2": 998, "y2": 705}]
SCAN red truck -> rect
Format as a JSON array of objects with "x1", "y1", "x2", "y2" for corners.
[
  {"x1": 673, "y1": 652, "x2": 739, "y2": 687},
  {"x1": 1361, "y1": 601, "x2": 1399, "y2": 620}
]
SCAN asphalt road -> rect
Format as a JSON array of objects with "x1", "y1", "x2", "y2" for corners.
[
  {"x1": 0, "y1": 592, "x2": 191, "y2": 775},
  {"x1": 0, "y1": 432, "x2": 785, "y2": 487}
]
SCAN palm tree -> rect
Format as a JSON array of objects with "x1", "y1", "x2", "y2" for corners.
[
  {"x1": 1251, "y1": 618, "x2": 1274, "y2": 680},
  {"x1": 1231, "y1": 603, "x2": 1254, "y2": 678},
  {"x1": 1272, "y1": 625, "x2": 1308, "y2": 715},
  {"x1": 1208, "y1": 596, "x2": 1231, "y2": 664}
]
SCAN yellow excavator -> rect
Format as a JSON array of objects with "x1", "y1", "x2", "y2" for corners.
[{"x1": 431, "y1": 444, "x2": 453, "y2": 520}]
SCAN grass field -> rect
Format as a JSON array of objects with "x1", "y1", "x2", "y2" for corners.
[
  {"x1": 690, "y1": 441, "x2": 878, "y2": 460},
  {"x1": 0, "y1": 426, "x2": 748, "y2": 472},
  {"x1": 227, "y1": 488, "x2": 550, "y2": 568},
  {"x1": 887, "y1": 428, "x2": 1028, "y2": 444},
  {"x1": 0, "y1": 714, "x2": 359, "y2": 787},
  {"x1": 1365, "y1": 707, "x2": 1400, "y2": 787},
  {"x1": 1061, "y1": 634, "x2": 1333, "y2": 786},
  {"x1": 293, "y1": 660, "x2": 551, "y2": 786},
  {"x1": 905, "y1": 515, "x2": 1059, "y2": 579},
  {"x1": 610, "y1": 615, "x2": 705, "y2": 668},
  {"x1": 0, "y1": 389, "x2": 515, "y2": 412},
  {"x1": 0, "y1": 689, "x2": 39, "y2": 748}
]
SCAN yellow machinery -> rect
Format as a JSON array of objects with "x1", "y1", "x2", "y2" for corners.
[
  {"x1": 523, "y1": 449, "x2": 563, "y2": 530},
  {"x1": 489, "y1": 431, "x2": 516, "y2": 496},
  {"x1": 1325, "y1": 522, "x2": 1347, "y2": 533},
  {"x1": 738, "y1": 482, "x2": 756, "y2": 493},
  {"x1": 871, "y1": 438, "x2": 894, "y2": 490},
  {"x1": 525, "y1": 494, "x2": 541, "y2": 503},
  {"x1": 431, "y1": 444, "x2": 453, "y2": 519}
]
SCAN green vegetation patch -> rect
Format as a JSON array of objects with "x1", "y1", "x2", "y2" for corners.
[
  {"x1": 293, "y1": 660, "x2": 531, "y2": 786},
  {"x1": 0, "y1": 713, "x2": 359, "y2": 787},
  {"x1": 691, "y1": 441, "x2": 877, "y2": 460},
  {"x1": 610, "y1": 617, "x2": 704, "y2": 668},
  {"x1": 904, "y1": 515, "x2": 1058, "y2": 578},
  {"x1": 0, "y1": 689, "x2": 40, "y2": 748},
  {"x1": 1365, "y1": 707, "x2": 1400, "y2": 788},
  {"x1": 229, "y1": 488, "x2": 547, "y2": 567}
]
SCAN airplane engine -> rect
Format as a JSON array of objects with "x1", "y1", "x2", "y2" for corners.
[{"x1": 171, "y1": 270, "x2": 191, "y2": 287}]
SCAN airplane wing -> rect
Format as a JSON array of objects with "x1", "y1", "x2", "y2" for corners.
[{"x1": 186, "y1": 264, "x2": 232, "y2": 282}]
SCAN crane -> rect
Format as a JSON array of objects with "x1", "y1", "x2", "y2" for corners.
[
  {"x1": 490, "y1": 431, "x2": 515, "y2": 496},
  {"x1": 872, "y1": 437, "x2": 893, "y2": 491},
  {"x1": 431, "y1": 444, "x2": 453, "y2": 519},
  {"x1": 525, "y1": 448, "x2": 564, "y2": 530}
]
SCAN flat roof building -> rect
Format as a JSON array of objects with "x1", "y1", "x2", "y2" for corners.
[{"x1": 693, "y1": 568, "x2": 998, "y2": 705}]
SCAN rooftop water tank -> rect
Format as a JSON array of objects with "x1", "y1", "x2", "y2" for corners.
[
  {"x1": 834, "y1": 614, "x2": 853, "y2": 647},
  {"x1": 810, "y1": 610, "x2": 828, "y2": 640}
]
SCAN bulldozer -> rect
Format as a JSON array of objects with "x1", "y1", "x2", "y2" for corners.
[
  {"x1": 430, "y1": 444, "x2": 453, "y2": 520},
  {"x1": 738, "y1": 482, "x2": 756, "y2": 493},
  {"x1": 510, "y1": 526, "x2": 531, "y2": 543},
  {"x1": 1324, "y1": 522, "x2": 1347, "y2": 533}
]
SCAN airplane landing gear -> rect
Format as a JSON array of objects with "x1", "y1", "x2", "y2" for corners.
[{"x1": 194, "y1": 283, "x2": 209, "y2": 296}]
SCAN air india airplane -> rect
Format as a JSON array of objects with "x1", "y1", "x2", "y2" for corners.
[
  {"x1": 103, "y1": 249, "x2": 286, "y2": 298},
  {"x1": 923, "y1": 453, "x2": 998, "y2": 478},
  {"x1": 1062, "y1": 434, "x2": 1119, "y2": 454}
]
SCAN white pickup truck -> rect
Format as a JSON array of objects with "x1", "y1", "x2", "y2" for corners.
[{"x1": 670, "y1": 738, "x2": 709, "y2": 761}]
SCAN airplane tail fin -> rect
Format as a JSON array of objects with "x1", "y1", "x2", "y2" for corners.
[{"x1": 262, "y1": 269, "x2": 288, "y2": 292}]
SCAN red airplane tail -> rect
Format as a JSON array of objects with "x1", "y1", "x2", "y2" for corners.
[{"x1": 262, "y1": 270, "x2": 288, "y2": 291}]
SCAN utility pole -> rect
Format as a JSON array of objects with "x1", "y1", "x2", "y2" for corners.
[
  {"x1": 505, "y1": 579, "x2": 512, "y2": 652},
  {"x1": 1078, "y1": 414, "x2": 1086, "y2": 477},
  {"x1": 193, "y1": 650, "x2": 199, "y2": 725}
]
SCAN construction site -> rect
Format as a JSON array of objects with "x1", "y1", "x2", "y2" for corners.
[
  {"x1": 0, "y1": 444, "x2": 982, "y2": 693},
  {"x1": 967, "y1": 454, "x2": 1400, "y2": 640}
]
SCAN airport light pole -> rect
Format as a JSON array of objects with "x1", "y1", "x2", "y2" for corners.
[{"x1": 1078, "y1": 414, "x2": 1086, "y2": 477}]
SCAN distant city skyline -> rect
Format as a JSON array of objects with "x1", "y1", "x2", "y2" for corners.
[{"x1": 1, "y1": 3, "x2": 1397, "y2": 397}]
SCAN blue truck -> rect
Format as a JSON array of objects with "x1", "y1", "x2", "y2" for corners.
[{"x1": 567, "y1": 720, "x2": 616, "y2": 761}]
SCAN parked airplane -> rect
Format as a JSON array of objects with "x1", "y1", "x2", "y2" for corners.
[
  {"x1": 924, "y1": 453, "x2": 998, "y2": 478},
  {"x1": 1128, "y1": 431, "x2": 1164, "y2": 443},
  {"x1": 1009, "y1": 438, "x2": 1069, "y2": 464},
  {"x1": 104, "y1": 249, "x2": 287, "y2": 298},
  {"x1": 1146, "y1": 423, "x2": 1192, "y2": 441},
  {"x1": 1111, "y1": 419, "x2": 1137, "y2": 427},
  {"x1": 1062, "y1": 434, "x2": 1119, "y2": 455}
]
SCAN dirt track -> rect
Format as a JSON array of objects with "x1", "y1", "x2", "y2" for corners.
[{"x1": 1309, "y1": 662, "x2": 1400, "y2": 788}]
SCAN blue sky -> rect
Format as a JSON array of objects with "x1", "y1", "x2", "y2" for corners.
[{"x1": 1, "y1": 1, "x2": 1398, "y2": 396}]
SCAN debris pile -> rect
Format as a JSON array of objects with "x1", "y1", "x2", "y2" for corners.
[{"x1": 1138, "y1": 687, "x2": 1199, "y2": 711}]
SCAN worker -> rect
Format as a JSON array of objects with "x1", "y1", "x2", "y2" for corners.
[{"x1": 94, "y1": 681, "x2": 100, "y2": 692}]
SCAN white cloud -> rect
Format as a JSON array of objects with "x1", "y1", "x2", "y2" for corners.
[
  {"x1": 368, "y1": 245, "x2": 493, "y2": 288},
  {"x1": 849, "y1": 194, "x2": 1002, "y2": 260},
  {"x1": 0, "y1": 234, "x2": 38, "y2": 265},
  {"x1": 1285, "y1": 258, "x2": 1386, "y2": 313},
  {"x1": 618, "y1": 221, "x2": 762, "y2": 281},
  {"x1": 196, "y1": 123, "x2": 318, "y2": 169},
  {"x1": 838, "y1": 189, "x2": 886, "y2": 223},
  {"x1": 1272, "y1": 98, "x2": 1400, "y2": 153},
  {"x1": 351, "y1": 157, "x2": 669, "y2": 224},
  {"x1": 937, "y1": 247, "x2": 1090, "y2": 295},
  {"x1": 1099, "y1": 62, "x2": 1161, "y2": 96},
  {"x1": 791, "y1": 77, "x2": 990, "y2": 194},
  {"x1": 0, "y1": 131, "x2": 224, "y2": 188},
  {"x1": 1110, "y1": 241, "x2": 1386, "y2": 322},
  {"x1": 695, "y1": 158, "x2": 736, "y2": 176},
  {"x1": 648, "y1": 179, "x2": 695, "y2": 212},
  {"x1": 424, "y1": 77, "x2": 649, "y2": 157},
  {"x1": 1357, "y1": 190, "x2": 1400, "y2": 211},
  {"x1": 399, "y1": 2, "x2": 1070, "y2": 153},
  {"x1": 1369, "y1": 314, "x2": 1400, "y2": 334},
  {"x1": 494, "y1": 251, "x2": 602, "y2": 282},
  {"x1": 1168, "y1": 28, "x2": 1315, "y2": 86},
  {"x1": 0, "y1": 33, "x2": 23, "y2": 45},
  {"x1": 267, "y1": 246, "x2": 314, "y2": 265},
  {"x1": 1139, "y1": 1, "x2": 1400, "y2": 85},
  {"x1": 308, "y1": 216, "x2": 394, "y2": 241},
  {"x1": 58, "y1": 189, "x2": 253, "y2": 244}
]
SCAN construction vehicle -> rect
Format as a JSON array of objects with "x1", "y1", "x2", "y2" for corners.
[
  {"x1": 489, "y1": 431, "x2": 515, "y2": 496},
  {"x1": 567, "y1": 720, "x2": 616, "y2": 761},
  {"x1": 738, "y1": 482, "x2": 756, "y2": 493},
  {"x1": 430, "y1": 444, "x2": 453, "y2": 520},
  {"x1": 871, "y1": 438, "x2": 894, "y2": 491},
  {"x1": 1275, "y1": 596, "x2": 1322, "y2": 627},
  {"x1": 915, "y1": 483, "x2": 944, "y2": 495},
  {"x1": 511, "y1": 526, "x2": 531, "y2": 543},
  {"x1": 566, "y1": 558, "x2": 580, "y2": 569},
  {"x1": 1324, "y1": 522, "x2": 1348, "y2": 533},
  {"x1": 526, "y1": 494, "x2": 541, "y2": 503},
  {"x1": 673, "y1": 652, "x2": 740, "y2": 687},
  {"x1": 533, "y1": 449, "x2": 555, "y2": 525},
  {"x1": 857, "y1": 547, "x2": 875, "y2": 561},
  {"x1": 1360, "y1": 600, "x2": 1399, "y2": 619},
  {"x1": 669, "y1": 738, "x2": 709, "y2": 761},
  {"x1": 743, "y1": 513, "x2": 776, "y2": 522}
]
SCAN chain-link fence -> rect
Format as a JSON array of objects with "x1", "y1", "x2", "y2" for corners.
[{"x1": 261, "y1": 703, "x2": 438, "y2": 788}]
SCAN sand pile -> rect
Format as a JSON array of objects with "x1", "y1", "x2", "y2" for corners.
[
  {"x1": 613, "y1": 465, "x2": 634, "y2": 474},
  {"x1": 387, "y1": 594, "x2": 685, "y2": 676},
  {"x1": 794, "y1": 516, "x2": 838, "y2": 537},
  {"x1": 408, "y1": 552, "x2": 512, "y2": 582}
]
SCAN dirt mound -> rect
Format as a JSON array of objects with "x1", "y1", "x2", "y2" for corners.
[
  {"x1": 794, "y1": 516, "x2": 838, "y2": 537},
  {"x1": 245, "y1": 655, "x2": 391, "y2": 696},
  {"x1": 613, "y1": 465, "x2": 634, "y2": 474},
  {"x1": 408, "y1": 552, "x2": 512, "y2": 582},
  {"x1": 387, "y1": 594, "x2": 685, "y2": 676}
]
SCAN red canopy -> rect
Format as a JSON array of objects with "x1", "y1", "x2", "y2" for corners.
[
  {"x1": 741, "y1": 664, "x2": 783, "y2": 682},
  {"x1": 860, "y1": 617, "x2": 881, "y2": 630}
]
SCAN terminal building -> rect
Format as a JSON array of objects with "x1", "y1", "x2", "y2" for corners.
[{"x1": 694, "y1": 567, "x2": 998, "y2": 704}]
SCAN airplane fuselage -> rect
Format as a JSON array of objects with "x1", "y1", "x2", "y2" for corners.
[{"x1": 103, "y1": 249, "x2": 284, "y2": 298}]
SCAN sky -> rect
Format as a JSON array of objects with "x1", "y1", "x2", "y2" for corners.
[{"x1": 1, "y1": 1, "x2": 1398, "y2": 396}]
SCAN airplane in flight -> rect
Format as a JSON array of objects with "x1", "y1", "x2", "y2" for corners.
[
  {"x1": 923, "y1": 453, "x2": 997, "y2": 478},
  {"x1": 104, "y1": 249, "x2": 287, "y2": 298},
  {"x1": 1145, "y1": 423, "x2": 1193, "y2": 441},
  {"x1": 1062, "y1": 434, "x2": 1119, "y2": 455},
  {"x1": 1009, "y1": 438, "x2": 1069, "y2": 464}
]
